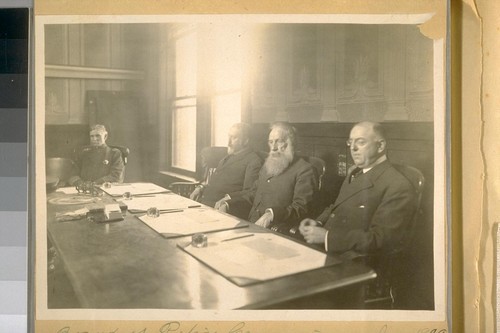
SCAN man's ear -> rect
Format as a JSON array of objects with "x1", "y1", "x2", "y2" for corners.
[
  {"x1": 377, "y1": 139, "x2": 386, "y2": 153},
  {"x1": 103, "y1": 133, "x2": 108, "y2": 141}
]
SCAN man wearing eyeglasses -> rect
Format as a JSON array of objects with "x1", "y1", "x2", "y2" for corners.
[{"x1": 299, "y1": 121, "x2": 416, "y2": 256}]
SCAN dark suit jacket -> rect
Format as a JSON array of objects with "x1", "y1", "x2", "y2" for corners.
[
  {"x1": 201, "y1": 148, "x2": 262, "y2": 211},
  {"x1": 317, "y1": 160, "x2": 416, "y2": 255},
  {"x1": 230, "y1": 156, "x2": 317, "y2": 225},
  {"x1": 68, "y1": 145, "x2": 124, "y2": 185}
]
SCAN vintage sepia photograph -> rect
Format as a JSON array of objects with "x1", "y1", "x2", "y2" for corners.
[{"x1": 35, "y1": 13, "x2": 446, "y2": 325}]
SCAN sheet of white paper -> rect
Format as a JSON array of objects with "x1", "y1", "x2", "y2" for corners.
[
  {"x1": 139, "y1": 208, "x2": 244, "y2": 236},
  {"x1": 125, "y1": 193, "x2": 198, "y2": 211},
  {"x1": 100, "y1": 182, "x2": 169, "y2": 196},
  {"x1": 182, "y1": 233, "x2": 328, "y2": 281},
  {"x1": 55, "y1": 187, "x2": 79, "y2": 195}
]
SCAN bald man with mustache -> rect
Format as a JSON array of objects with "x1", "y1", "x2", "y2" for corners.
[{"x1": 299, "y1": 121, "x2": 417, "y2": 255}]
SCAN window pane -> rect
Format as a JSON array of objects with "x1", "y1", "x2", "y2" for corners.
[
  {"x1": 212, "y1": 92, "x2": 241, "y2": 146},
  {"x1": 175, "y1": 32, "x2": 197, "y2": 97},
  {"x1": 172, "y1": 106, "x2": 197, "y2": 171}
]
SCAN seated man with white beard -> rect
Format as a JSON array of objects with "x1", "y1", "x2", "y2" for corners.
[{"x1": 216, "y1": 122, "x2": 317, "y2": 229}]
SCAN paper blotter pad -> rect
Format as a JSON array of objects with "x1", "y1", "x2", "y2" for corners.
[
  {"x1": 178, "y1": 232, "x2": 338, "y2": 286},
  {"x1": 140, "y1": 208, "x2": 248, "y2": 238}
]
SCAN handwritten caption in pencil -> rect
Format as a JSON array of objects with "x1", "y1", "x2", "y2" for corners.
[
  {"x1": 56, "y1": 321, "x2": 249, "y2": 333},
  {"x1": 56, "y1": 322, "x2": 448, "y2": 333}
]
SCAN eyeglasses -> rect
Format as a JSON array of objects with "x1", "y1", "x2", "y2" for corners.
[
  {"x1": 346, "y1": 138, "x2": 368, "y2": 148},
  {"x1": 346, "y1": 138, "x2": 384, "y2": 148}
]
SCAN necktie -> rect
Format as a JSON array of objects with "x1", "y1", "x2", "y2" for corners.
[{"x1": 350, "y1": 168, "x2": 363, "y2": 183}]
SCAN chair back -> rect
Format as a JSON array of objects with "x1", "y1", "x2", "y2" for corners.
[
  {"x1": 392, "y1": 164, "x2": 425, "y2": 203},
  {"x1": 109, "y1": 145, "x2": 130, "y2": 166},
  {"x1": 304, "y1": 156, "x2": 326, "y2": 191},
  {"x1": 46, "y1": 157, "x2": 74, "y2": 183},
  {"x1": 168, "y1": 146, "x2": 227, "y2": 197},
  {"x1": 392, "y1": 164, "x2": 425, "y2": 243}
]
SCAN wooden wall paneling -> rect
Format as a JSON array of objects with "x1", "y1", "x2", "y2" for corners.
[
  {"x1": 248, "y1": 25, "x2": 281, "y2": 123},
  {"x1": 45, "y1": 78, "x2": 69, "y2": 124},
  {"x1": 336, "y1": 25, "x2": 387, "y2": 122},
  {"x1": 286, "y1": 24, "x2": 323, "y2": 123},
  {"x1": 405, "y1": 26, "x2": 434, "y2": 122},
  {"x1": 320, "y1": 25, "x2": 339, "y2": 122},
  {"x1": 83, "y1": 24, "x2": 111, "y2": 69},
  {"x1": 136, "y1": 25, "x2": 161, "y2": 180},
  {"x1": 44, "y1": 24, "x2": 68, "y2": 65},
  {"x1": 310, "y1": 141, "x2": 348, "y2": 207},
  {"x1": 45, "y1": 25, "x2": 69, "y2": 124},
  {"x1": 156, "y1": 25, "x2": 169, "y2": 174},
  {"x1": 68, "y1": 24, "x2": 81, "y2": 66},
  {"x1": 45, "y1": 124, "x2": 89, "y2": 158},
  {"x1": 384, "y1": 25, "x2": 409, "y2": 121}
]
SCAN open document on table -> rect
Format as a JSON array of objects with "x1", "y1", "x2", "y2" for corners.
[
  {"x1": 139, "y1": 208, "x2": 247, "y2": 238},
  {"x1": 179, "y1": 232, "x2": 334, "y2": 286}
]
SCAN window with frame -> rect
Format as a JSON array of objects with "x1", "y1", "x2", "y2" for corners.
[
  {"x1": 169, "y1": 27, "x2": 197, "y2": 174},
  {"x1": 164, "y1": 24, "x2": 245, "y2": 177}
]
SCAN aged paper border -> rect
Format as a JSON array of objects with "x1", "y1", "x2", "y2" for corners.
[{"x1": 34, "y1": 1, "x2": 450, "y2": 332}]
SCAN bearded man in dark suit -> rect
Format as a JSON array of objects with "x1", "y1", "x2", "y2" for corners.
[
  {"x1": 217, "y1": 122, "x2": 317, "y2": 229},
  {"x1": 190, "y1": 123, "x2": 263, "y2": 219},
  {"x1": 299, "y1": 121, "x2": 417, "y2": 256}
]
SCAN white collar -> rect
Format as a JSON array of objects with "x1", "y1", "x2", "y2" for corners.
[{"x1": 362, "y1": 154, "x2": 387, "y2": 173}]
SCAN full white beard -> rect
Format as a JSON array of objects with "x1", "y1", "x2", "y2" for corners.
[{"x1": 264, "y1": 147, "x2": 294, "y2": 177}]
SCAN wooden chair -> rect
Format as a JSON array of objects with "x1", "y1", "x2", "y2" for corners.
[
  {"x1": 108, "y1": 145, "x2": 130, "y2": 166},
  {"x1": 303, "y1": 155, "x2": 326, "y2": 191},
  {"x1": 169, "y1": 146, "x2": 228, "y2": 197}
]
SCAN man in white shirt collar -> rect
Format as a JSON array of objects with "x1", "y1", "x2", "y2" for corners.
[{"x1": 299, "y1": 121, "x2": 416, "y2": 255}]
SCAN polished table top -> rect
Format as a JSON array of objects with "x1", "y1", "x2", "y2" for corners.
[{"x1": 46, "y1": 188, "x2": 376, "y2": 309}]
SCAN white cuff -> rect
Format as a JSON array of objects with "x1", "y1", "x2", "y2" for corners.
[
  {"x1": 324, "y1": 230, "x2": 329, "y2": 252},
  {"x1": 265, "y1": 208, "x2": 274, "y2": 221}
]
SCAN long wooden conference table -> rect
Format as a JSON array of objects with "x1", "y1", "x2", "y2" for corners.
[{"x1": 46, "y1": 182, "x2": 376, "y2": 309}]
